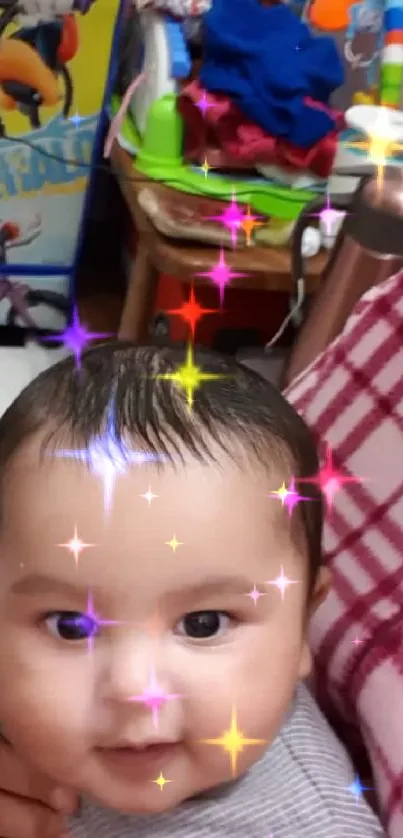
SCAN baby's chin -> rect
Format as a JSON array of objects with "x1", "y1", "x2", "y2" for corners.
[{"x1": 80, "y1": 780, "x2": 197, "y2": 816}]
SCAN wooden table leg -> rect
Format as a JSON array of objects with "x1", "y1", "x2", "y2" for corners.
[{"x1": 118, "y1": 244, "x2": 159, "y2": 343}]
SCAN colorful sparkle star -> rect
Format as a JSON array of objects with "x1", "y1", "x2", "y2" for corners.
[
  {"x1": 311, "y1": 191, "x2": 346, "y2": 238},
  {"x1": 153, "y1": 771, "x2": 171, "y2": 790},
  {"x1": 200, "y1": 706, "x2": 266, "y2": 777},
  {"x1": 155, "y1": 342, "x2": 226, "y2": 409},
  {"x1": 344, "y1": 107, "x2": 403, "y2": 189},
  {"x1": 245, "y1": 585, "x2": 266, "y2": 606},
  {"x1": 196, "y1": 91, "x2": 214, "y2": 118},
  {"x1": 165, "y1": 534, "x2": 184, "y2": 553},
  {"x1": 82, "y1": 590, "x2": 122, "y2": 655},
  {"x1": 269, "y1": 477, "x2": 310, "y2": 517},
  {"x1": 206, "y1": 192, "x2": 245, "y2": 246},
  {"x1": 69, "y1": 111, "x2": 85, "y2": 128},
  {"x1": 351, "y1": 636, "x2": 364, "y2": 647},
  {"x1": 264, "y1": 566, "x2": 299, "y2": 601},
  {"x1": 196, "y1": 248, "x2": 248, "y2": 307},
  {"x1": 57, "y1": 526, "x2": 95, "y2": 567},
  {"x1": 240, "y1": 205, "x2": 264, "y2": 246},
  {"x1": 53, "y1": 399, "x2": 162, "y2": 512},
  {"x1": 166, "y1": 285, "x2": 217, "y2": 339},
  {"x1": 347, "y1": 775, "x2": 373, "y2": 804},
  {"x1": 201, "y1": 157, "x2": 211, "y2": 179},
  {"x1": 297, "y1": 444, "x2": 363, "y2": 512},
  {"x1": 128, "y1": 664, "x2": 182, "y2": 730},
  {"x1": 44, "y1": 305, "x2": 112, "y2": 369},
  {"x1": 141, "y1": 487, "x2": 158, "y2": 506}
]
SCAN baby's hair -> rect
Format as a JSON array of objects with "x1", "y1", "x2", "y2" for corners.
[{"x1": 0, "y1": 342, "x2": 323, "y2": 593}]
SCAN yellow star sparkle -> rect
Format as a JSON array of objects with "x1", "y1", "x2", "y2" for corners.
[
  {"x1": 271, "y1": 482, "x2": 289, "y2": 505},
  {"x1": 344, "y1": 110, "x2": 403, "y2": 189},
  {"x1": 156, "y1": 343, "x2": 226, "y2": 410},
  {"x1": 153, "y1": 771, "x2": 171, "y2": 790},
  {"x1": 165, "y1": 534, "x2": 184, "y2": 552},
  {"x1": 199, "y1": 706, "x2": 266, "y2": 777},
  {"x1": 201, "y1": 157, "x2": 212, "y2": 178}
]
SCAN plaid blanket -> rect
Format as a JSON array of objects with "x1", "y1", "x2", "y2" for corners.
[{"x1": 285, "y1": 269, "x2": 403, "y2": 838}]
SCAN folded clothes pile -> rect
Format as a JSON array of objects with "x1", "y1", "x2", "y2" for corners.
[{"x1": 178, "y1": 0, "x2": 345, "y2": 178}]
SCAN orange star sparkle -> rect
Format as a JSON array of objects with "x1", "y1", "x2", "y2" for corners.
[
  {"x1": 240, "y1": 204, "x2": 264, "y2": 246},
  {"x1": 200, "y1": 706, "x2": 266, "y2": 777},
  {"x1": 166, "y1": 285, "x2": 218, "y2": 339}
]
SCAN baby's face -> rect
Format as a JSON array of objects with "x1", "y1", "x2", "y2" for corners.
[{"x1": 0, "y1": 441, "x2": 320, "y2": 814}]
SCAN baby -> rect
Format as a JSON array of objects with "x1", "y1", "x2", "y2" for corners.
[{"x1": 0, "y1": 343, "x2": 385, "y2": 838}]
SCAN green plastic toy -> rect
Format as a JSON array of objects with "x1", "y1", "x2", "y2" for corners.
[{"x1": 113, "y1": 93, "x2": 323, "y2": 222}]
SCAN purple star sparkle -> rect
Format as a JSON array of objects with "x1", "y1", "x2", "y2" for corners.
[
  {"x1": 196, "y1": 92, "x2": 215, "y2": 118},
  {"x1": 44, "y1": 305, "x2": 112, "y2": 369},
  {"x1": 53, "y1": 398, "x2": 163, "y2": 512},
  {"x1": 269, "y1": 477, "x2": 311, "y2": 517},
  {"x1": 82, "y1": 590, "x2": 123, "y2": 655}
]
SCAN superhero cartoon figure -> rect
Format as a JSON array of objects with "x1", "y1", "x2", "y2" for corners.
[
  {"x1": 306, "y1": 0, "x2": 384, "y2": 105},
  {"x1": 0, "y1": 0, "x2": 96, "y2": 131}
]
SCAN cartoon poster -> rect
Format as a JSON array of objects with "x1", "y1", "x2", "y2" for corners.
[{"x1": 0, "y1": 0, "x2": 121, "y2": 331}]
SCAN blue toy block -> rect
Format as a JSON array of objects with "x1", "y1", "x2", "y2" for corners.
[{"x1": 163, "y1": 15, "x2": 191, "y2": 79}]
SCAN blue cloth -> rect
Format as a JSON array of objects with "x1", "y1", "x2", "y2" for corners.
[{"x1": 199, "y1": 0, "x2": 344, "y2": 149}]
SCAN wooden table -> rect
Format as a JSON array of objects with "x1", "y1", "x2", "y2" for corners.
[{"x1": 111, "y1": 142, "x2": 328, "y2": 343}]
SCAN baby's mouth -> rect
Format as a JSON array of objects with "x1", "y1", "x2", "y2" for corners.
[{"x1": 95, "y1": 740, "x2": 182, "y2": 775}]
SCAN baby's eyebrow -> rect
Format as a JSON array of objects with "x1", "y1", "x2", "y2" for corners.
[
  {"x1": 9, "y1": 573, "x2": 90, "y2": 598},
  {"x1": 9, "y1": 572, "x2": 259, "y2": 601}
]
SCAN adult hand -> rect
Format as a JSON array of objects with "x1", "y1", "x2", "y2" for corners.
[{"x1": 0, "y1": 734, "x2": 78, "y2": 838}]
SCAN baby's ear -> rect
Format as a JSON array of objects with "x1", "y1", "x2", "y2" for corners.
[{"x1": 309, "y1": 566, "x2": 331, "y2": 617}]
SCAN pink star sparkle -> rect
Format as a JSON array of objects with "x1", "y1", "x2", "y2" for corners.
[
  {"x1": 128, "y1": 664, "x2": 182, "y2": 730},
  {"x1": 245, "y1": 585, "x2": 266, "y2": 606},
  {"x1": 57, "y1": 525, "x2": 95, "y2": 567},
  {"x1": 269, "y1": 477, "x2": 311, "y2": 517},
  {"x1": 352, "y1": 636, "x2": 364, "y2": 647},
  {"x1": 298, "y1": 444, "x2": 363, "y2": 512},
  {"x1": 206, "y1": 192, "x2": 245, "y2": 246},
  {"x1": 196, "y1": 247, "x2": 248, "y2": 306},
  {"x1": 265, "y1": 566, "x2": 299, "y2": 601},
  {"x1": 44, "y1": 305, "x2": 112, "y2": 369},
  {"x1": 317, "y1": 191, "x2": 345, "y2": 237}
]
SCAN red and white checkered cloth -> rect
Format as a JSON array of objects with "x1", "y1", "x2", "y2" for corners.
[{"x1": 285, "y1": 269, "x2": 403, "y2": 837}]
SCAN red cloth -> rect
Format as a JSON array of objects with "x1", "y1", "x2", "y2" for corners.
[
  {"x1": 285, "y1": 270, "x2": 403, "y2": 837},
  {"x1": 177, "y1": 80, "x2": 344, "y2": 178}
]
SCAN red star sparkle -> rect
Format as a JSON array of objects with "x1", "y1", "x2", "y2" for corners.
[
  {"x1": 166, "y1": 285, "x2": 218, "y2": 338},
  {"x1": 298, "y1": 444, "x2": 363, "y2": 511}
]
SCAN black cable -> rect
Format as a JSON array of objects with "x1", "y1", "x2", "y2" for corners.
[{"x1": 3, "y1": 131, "x2": 370, "y2": 197}]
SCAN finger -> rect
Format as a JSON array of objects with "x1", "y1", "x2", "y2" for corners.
[
  {"x1": 0, "y1": 740, "x2": 77, "y2": 814},
  {"x1": 0, "y1": 791, "x2": 66, "y2": 838}
]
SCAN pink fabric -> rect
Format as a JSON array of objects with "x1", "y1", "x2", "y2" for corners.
[{"x1": 285, "y1": 269, "x2": 403, "y2": 837}]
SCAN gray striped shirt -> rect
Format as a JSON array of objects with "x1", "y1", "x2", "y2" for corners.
[{"x1": 68, "y1": 683, "x2": 385, "y2": 838}]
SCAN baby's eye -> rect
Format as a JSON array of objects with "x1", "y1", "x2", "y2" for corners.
[
  {"x1": 175, "y1": 610, "x2": 231, "y2": 640},
  {"x1": 42, "y1": 611, "x2": 99, "y2": 642}
]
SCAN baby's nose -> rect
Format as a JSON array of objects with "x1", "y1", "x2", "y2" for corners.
[{"x1": 101, "y1": 633, "x2": 182, "y2": 709}]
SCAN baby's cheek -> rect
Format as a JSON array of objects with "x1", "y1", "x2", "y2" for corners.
[{"x1": 0, "y1": 643, "x2": 89, "y2": 771}]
